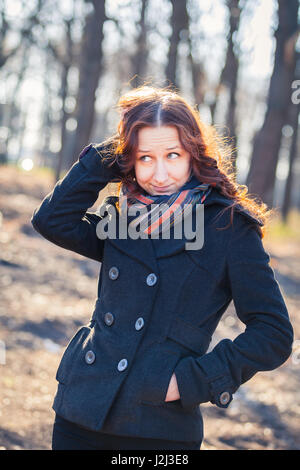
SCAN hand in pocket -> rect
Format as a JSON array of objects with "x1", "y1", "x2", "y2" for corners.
[{"x1": 165, "y1": 373, "x2": 180, "y2": 402}]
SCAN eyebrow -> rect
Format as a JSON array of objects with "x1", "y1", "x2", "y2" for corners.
[{"x1": 137, "y1": 146, "x2": 181, "y2": 153}]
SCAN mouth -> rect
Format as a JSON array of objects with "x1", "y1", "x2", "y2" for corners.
[{"x1": 152, "y1": 185, "x2": 171, "y2": 193}]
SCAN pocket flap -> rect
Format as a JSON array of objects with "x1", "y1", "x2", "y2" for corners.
[
  {"x1": 56, "y1": 325, "x2": 91, "y2": 384},
  {"x1": 167, "y1": 317, "x2": 211, "y2": 355}
]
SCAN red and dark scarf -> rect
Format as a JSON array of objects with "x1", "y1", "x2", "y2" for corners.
[{"x1": 120, "y1": 174, "x2": 215, "y2": 236}]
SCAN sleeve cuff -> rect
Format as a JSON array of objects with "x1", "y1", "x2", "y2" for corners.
[
  {"x1": 174, "y1": 352, "x2": 234, "y2": 410},
  {"x1": 79, "y1": 143, "x2": 121, "y2": 183}
]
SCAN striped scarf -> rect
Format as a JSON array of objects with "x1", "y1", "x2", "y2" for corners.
[{"x1": 120, "y1": 175, "x2": 214, "y2": 236}]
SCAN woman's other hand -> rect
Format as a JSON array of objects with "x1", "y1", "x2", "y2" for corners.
[{"x1": 165, "y1": 373, "x2": 180, "y2": 401}]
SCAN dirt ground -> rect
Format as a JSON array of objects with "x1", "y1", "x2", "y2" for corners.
[{"x1": 0, "y1": 164, "x2": 299, "y2": 450}]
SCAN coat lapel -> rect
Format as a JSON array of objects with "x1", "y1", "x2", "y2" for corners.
[
  {"x1": 108, "y1": 232, "x2": 158, "y2": 273},
  {"x1": 98, "y1": 196, "x2": 158, "y2": 272},
  {"x1": 97, "y1": 189, "x2": 263, "y2": 266}
]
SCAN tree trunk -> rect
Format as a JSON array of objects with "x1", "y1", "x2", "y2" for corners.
[
  {"x1": 165, "y1": 0, "x2": 189, "y2": 90},
  {"x1": 131, "y1": 0, "x2": 148, "y2": 89},
  {"x1": 218, "y1": 0, "x2": 241, "y2": 176},
  {"x1": 281, "y1": 51, "x2": 300, "y2": 222},
  {"x1": 189, "y1": 57, "x2": 206, "y2": 107},
  {"x1": 71, "y1": 0, "x2": 106, "y2": 163},
  {"x1": 246, "y1": 0, "x2": 299, "y2": 207},
  {"x1": 55, "y1": 18, "x2": 75, "y2": 182},
  {"x1": 281, "y1": 106, "x2": 299, "y2": 222},
  {"x1": 1, "y1": 44, "x2": 28, "y2": 164}
]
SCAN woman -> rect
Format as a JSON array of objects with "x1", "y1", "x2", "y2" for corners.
[{"x1": 31, "y1": 85, "x2": 293, "y2": 450}]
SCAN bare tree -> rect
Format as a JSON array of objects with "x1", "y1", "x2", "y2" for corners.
[
  {"x1": 0, "y1": 0, "x2": 47, "y2": 164},
  {"x1": 130, "y1": 0, "x2": 149, "y2": 88},
  {"x1": 186, "y1": 3, "x2": 206, "y2": 108},
  {"x1": 0, "y1": 0, "x2": 49, "y2": 68},
  {"x1": 71, "y1": 0, "x2": 107, "y2": 163},
  {"x1": 165, "y1": 0, "x2": 189, "y2": 89},
  {"x1": 218, "y1": 0, "x2": 242, "y2": 174},
  {"x1": 246, "y1": 0, "x2": 299, "y2": 207},
  {"x1": 1, "y1": 44, "x2": 29, "y2": 164},
  {"x1": 49, "y1": 15, "x2": 76, "y2": 182},
  {"x1": 282, "y1": 51, "x2": 300, "y2": 222},
  {"x1": 0, "y1": 2, "x2": 21, "y2": 68}
]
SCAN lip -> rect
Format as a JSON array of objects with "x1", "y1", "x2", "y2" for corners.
[{"x1": 152, "y1": 185, "x2": 171, "y2": 192}]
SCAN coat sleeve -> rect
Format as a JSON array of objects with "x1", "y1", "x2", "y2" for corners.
[
  {"x1": 174, "y1": 213, "x2": 294, "y2": 410},
  {"x1": 30, "y1": 142, "x2": 121, "y2": 263}
]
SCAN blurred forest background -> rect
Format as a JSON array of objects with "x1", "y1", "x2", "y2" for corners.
[{"x1": 0, "y1": 0, "x2": 300, "y2": 450}]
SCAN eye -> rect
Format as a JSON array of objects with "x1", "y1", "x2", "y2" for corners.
[
  {"x1": 138, "y1": 152, "x2": 180, "y2": 162},
  {"x1": 167, "y1": 152, "x2": 180, "y2": 159},
  {"x1": 139, "y1": 155, "x2": 152, "y2": 162}
]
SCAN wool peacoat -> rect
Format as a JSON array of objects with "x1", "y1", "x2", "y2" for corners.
[{"x1": 30, "y1": 142, "x2": 294, "y2": 443}]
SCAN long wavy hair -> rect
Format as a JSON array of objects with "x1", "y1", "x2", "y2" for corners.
[{"x1": 101, "y1": 85, "x2": 273, "y2": 238}]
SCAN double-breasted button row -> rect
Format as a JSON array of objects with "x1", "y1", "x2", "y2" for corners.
[
  {"x1": 85, "y1": 350, "x2": 128, "y2": 372},
  {"x1": 109, "y1": 267, "x2": 158, "y2": 287},
  {"x1": 103, "y1": 312, "x2": 144, "y2": 330}
]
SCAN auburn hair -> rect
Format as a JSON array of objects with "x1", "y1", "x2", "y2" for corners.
[{"x1": 101, "y1": 84, "x2": 274, "y2": 238}]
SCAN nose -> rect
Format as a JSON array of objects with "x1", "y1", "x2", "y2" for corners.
[{"x1": 153, "y1": 160, "x2": 169, "y2": 185}]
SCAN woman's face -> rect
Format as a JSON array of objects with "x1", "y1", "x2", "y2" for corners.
[{"x1": 134, "y1": 125, "x2": 192, "y2": 195}]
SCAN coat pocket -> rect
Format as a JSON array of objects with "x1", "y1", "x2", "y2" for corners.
[
  {"x1": 55, "y1": 325, "x2": 92, "y2": 385},
  {"x1": 137, "y1": 342, "x2": 182, "y2": 406},
  {"x1": 165, "y1": 317, "x2": 212, "y2": 357}
]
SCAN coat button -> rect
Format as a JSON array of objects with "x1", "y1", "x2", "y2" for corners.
[
  {"x1": 219, "y1": 391, "x2": 231, "y2": 406},
  {"x1": 109, "y1": 267, "x2": 119, "y2": 280},
  {"x1": 85, "y1": 350, "x2": 95, "y2": 365},
  {"x1": 117, "y1": 358, "x2": 128, "y2": 371},
  {"x1": 146, "y1": 273, "x2": 157, "y2": 286},
  {"x1": 135, "y1": 317, "x2": 144, "y2": 331},
  {"x1": 104, "y1": 312, "x2": 114, "y2": 326}
]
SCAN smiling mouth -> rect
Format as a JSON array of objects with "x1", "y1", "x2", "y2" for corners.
[{"x1": 152, "y1": 185, "x2": 171, "y2": 192}]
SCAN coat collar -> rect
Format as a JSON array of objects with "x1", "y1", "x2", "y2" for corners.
[{"x1": 97, "y1": 188, "x2": 263, "y2": 270}]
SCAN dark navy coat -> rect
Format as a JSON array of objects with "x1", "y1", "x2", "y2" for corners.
[{"x1": 31, "y1": 142, "x2": 293, "y2": 443}]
